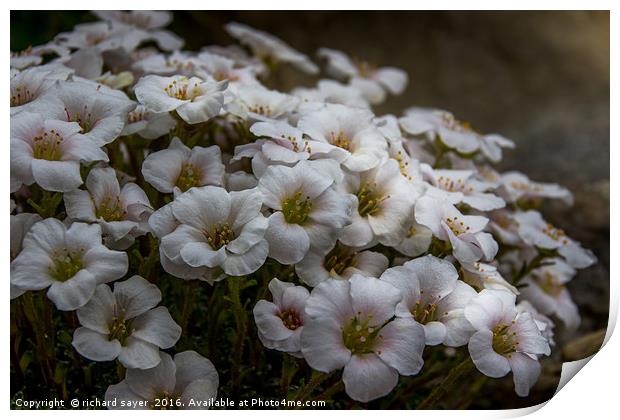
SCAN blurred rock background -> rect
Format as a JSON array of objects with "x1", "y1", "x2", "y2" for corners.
[{"x1": 11, "y1": 10, "x2": 610, "y2": 409}]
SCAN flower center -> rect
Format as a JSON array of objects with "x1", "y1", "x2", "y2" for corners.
[
  {"x1": 49, "y1": 249, "x2": 83, "y2": 281},
  {"x1": 206, "y1": 223, "x2": 235, "y2": 250},
  {"x1": 324, "y1": 242, "x2": 358, "y2": 275},
  {"x1": 394, "y1": 150, "x2": 413, "y2": 181},
  {"x1": 278, "y1": 309, "x2": 302, "y2": 330},
  {"x1": 410, "y1": 295, "x2": 442, "y2": 324},
  {"x1": 65, "y1": 106, "x2": 96, "y2": 133},
  {"x1": 357, "y1": 183, "x2": 386, "y2": 217},
  {"x1": 444, "y1": 216, "x2": 470, "y2": 236},
  {"x1": 175, "y1": 163, "x2": 203, "y2": 192},
  {"x1": 437, "y1": 175, "x2": 470, "y2": 193},
  {"x1": 342, "y1": 316, "x2": 381, "y2": 355},
  {"x1": 32, "y1": 129, "x2": 64, "y2": 161},
  {"x1": 328, "y1": 130, "x2": 352, "y2": 151},
  {"x1": 535, "y1": 272, "x2": 564, "y2": 297},
  {"x1": 11, "y1": 85, "x2": 36, "y2": 107},
  {"x1": 492, "y1": 322, "x2": 518, "y2": 356},
  {"x1": 542, "y1": 223, "x2": 568, "y2": 244},
  {"x1": 164, "y1": 79, "x2": 202, "y2": 101},
  {"x1": 108, "y1": 317, "x2": 132, "y2": 344},
  {"x1": 213, "y1": 70, "x2": 238, "y2": 82},
  {"x1": 281, "y1": 192, "x2": 312, "y2": 225},
  {"x1": 247, "y1": 104, "x2": 273, "y2": 117},
  {"x1": 96, "y1": 195, "x2": 126, "y2": 222},
  {"x1": 128, "y1": 109, "x2": 147, "y2": 124}
]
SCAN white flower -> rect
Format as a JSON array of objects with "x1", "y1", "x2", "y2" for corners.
[
  {"x1": 301, "y1": 274, "x2": 425, "y2": 402},
  {"x1": 488, "y1": 209, "x2": 522, "y2": 246},
  {"x1": 464, "y1": 289, "x2": 550, "y2": 397},
  {"x1": 133, "y1": 51, "x2": 200, "y2": 76},
  {"x1": 64, "y1": 167, "x2": 153, "y2": 250},
  {"x1": 499, "y1": 171, "x2": 573, "y2": 205},
  {"x1": 72, "y1": 275, "x2": 181, "y2": 369},
  {"x1": 340, "y1": 158, "x2": 423, "y2": 248},
  {"x1": 516, "y1": 300, "x2": 555, "y2": 348},
  {"x1": 10, "y1": 64, "x2": 73, "y2": 115},
  {"x1": 11, "y1": 43, "x2": 70, "y2": 70},
  {"x1": 253, "y1": 278, "x2": 309, "y2": 356},
  {"x1": 196, "y1": 51, "x2": 260, "y2": 87},
  {"x1": 380, "y1": 255, "x2": 477, "y2": 346},
  {"x1": 317, "y1": 48, "x2": 408, "y2": 104},
  {"x1": 142, "y1": 137, "x2": 225, "y2": 196},
  {"x1": 11, "y1": 112, "x2": 108, "y2": 192},
  {"x1": 297, "y1": 103, "x2": 388, "y2": 172},
  {"x1": 460, "y1": 261, "x2": 519, "y2": 295},
  {"x1": 513, "y1": 210, "x2": 596, "y2": 268},
  {"x1": 10, "y1": 219, "x2": 128, "y2": 310},
  {"x1": 55, "y1": 21, "x2": 136, "y2": 52},
  {"x1": 293, "y1": 79, "x2": 370, "y2": 109},
  {"x1": 122, "y1": 104, "x2": 177, "y2": 139},
  {"x1": 415, "y1": 195, "x2": 498, "y2": 263},
  {"x1": 10, "y1": 212, "x2": 42, "y2": 299},
  {"x1": 158, "y1": 186, "x2": 269, "y2": 278},
  {"x1": 227, "y1": 85, "x2": 299, "y2": 122},
  {"x1": 295, "y1": 241, "x2": 389, "y2": 287},
  {"x1": 520, "y1": 258, "x2": 580, "y2": 328},
  {"x1": 421, "y1": 164, "x2": 505, "y2": 211},
  {"x1": 225, "y1": 22, "x2": 318, "y2": 74},
  {"x1": 375, "y1": 115, "x2": 423, "y2": 184},
  {"x1": 393, "y1": 220, "x2": 433, "y2": 258},
  {"x1": 258, "y1": 160, "x2": 355, "y2": 264},
  {"x1": 400, "y1": 108, "x2": 514, "y2": 160},
  {"x1": 30, "y1": 79, "x2": 136, "y2": 146},
  {"x1": 234, "y1": 120, "x2": 334, "y2": 177},
  {"x1": 105, "y1": 350, "x2": 218, "y2": 409},
  {"x1": 94, "y1": 10, "x2": 184, "y2": 52},
  {"x1": 135, "y1": 74, "x2": 227, "y2": 124}
]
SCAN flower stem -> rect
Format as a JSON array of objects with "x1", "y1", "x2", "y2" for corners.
[
  {"x1": 417, "y1": 357, "x2": 475, "y2": 409},
  {"x1": 295, "y1": 371, "x2": 334, "y2": 402},
  {"x1": 228, "y1": 277, "x2": 247, "y2": 396}
]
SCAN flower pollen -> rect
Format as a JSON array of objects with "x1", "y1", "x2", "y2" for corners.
[{"x1": 282, "y1": 191, "x2": 312, "y2": 225}]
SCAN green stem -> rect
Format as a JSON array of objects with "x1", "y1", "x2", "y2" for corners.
[
  {"x1": 417, "y1": 358, "x2": 475, "y2": 409},
  {"x1": 295, "y1": 371, "x2": 333, "y2": 402},
  {"x1": 228, "y1": 278, "x2": 247, "y2": 396}
]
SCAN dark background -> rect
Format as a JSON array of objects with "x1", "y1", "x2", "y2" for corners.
[{"x1": 11, "y1": 10, "x2": 610, "y2": 409}]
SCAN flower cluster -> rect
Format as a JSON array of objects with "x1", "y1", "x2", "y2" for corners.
[{"x1": 11, "y1": 11, "x2": 596, "y2": 408}]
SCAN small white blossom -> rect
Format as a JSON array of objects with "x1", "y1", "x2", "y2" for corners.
[
  {"x1": 253, "y1": 278, "x2": 309, "y2": 356},
  {"x1": 11, "y1": 112, "x2": 108, "y2": 192},
  {"x1": 514, "y1": 210, "x2": 596, "y2": 268},
  {"x1": 464, "y1": 289, "x2": 550, "y2": 397},
  {"x1": 340, "y1": 158, "x2": 423, "y2": 248},
  {"x1": 301, "y1": 274, "x2": 425, "y2": 402},
  {"x1": 258, "y1": 160, "x2": 355, "y2": 264},
  {"x1": 135, "y1": 74, "x2": 227, "y2": 124},
  {"x1": 415, "y1": 195, "x2": 498, "y2": 263},
  {"x1": 122, "y1": 104, "x2": 177, "y2": 139},
  {"x1": 381, "y1": 255, "x2": 477, "y2": 346},
  {"x1": 317, "y1": 48, "x2": 408, "y2": 104},
  {"x1": 298, "y1": 103, "x2": 388, "y2": 172},
  {"x1": 142, "y1": 137, "x2": 225, "y2": 196},
  {"x1": 11, "y1": 219, "x2": 128, "y2": 310},
  {"x1": 225, "y1": 22, "x2": 318, "y2": 74},
  {"x1": 105, "y1": 350, "x2": 218, "y2": 409},
  {"x1": 64, "y1": 167, "x2": 153, "y2": 250},
  {"x1": 520, "y1": 258, "x2": 580, "y2": 328},
  {"x1": 157, "y1": 186, "x2": 269, "y2": 279},
  {"x1": 421, "y1": 164, "x2": 505, "y2": 211},
  {"x1": 72, "y1": 275, "x2": 181, "y2": 369},
  {"x1": 295, "y1": 241, "x2": 389, "y2": 287},
  {"x1": 499, "y1": 171, "x2": 573, "y2": 205}
]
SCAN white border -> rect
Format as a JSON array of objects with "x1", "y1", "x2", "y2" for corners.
[{"x1": 3, "y1": 3, "x2": 616, "y2": 419}]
